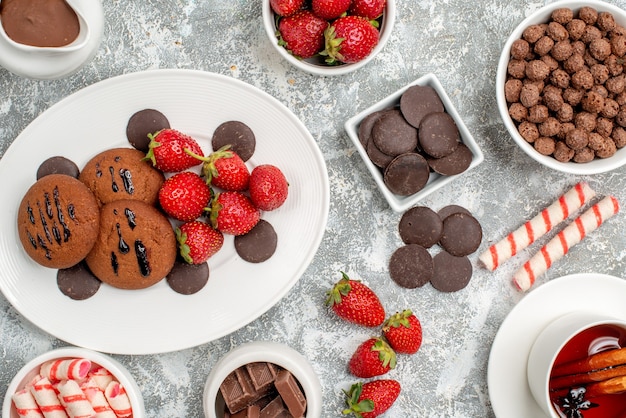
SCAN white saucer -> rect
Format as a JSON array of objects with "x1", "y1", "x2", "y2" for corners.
[
  {"x1": 487, "y1": 273, "x2": 626, "y2": 418},
  {"x1": 0, "y1": 2, "x2": 104, "y2": 79}
]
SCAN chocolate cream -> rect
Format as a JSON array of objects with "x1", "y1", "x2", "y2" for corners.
[{"x1": 0, "y1": 0, "x2": 79, "y2": 47}]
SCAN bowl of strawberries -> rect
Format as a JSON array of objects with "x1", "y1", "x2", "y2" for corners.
[{"x1": 263, "y1": 0, "x2": 396, "y2": 76}]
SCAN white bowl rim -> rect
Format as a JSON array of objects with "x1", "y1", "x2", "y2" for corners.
[
  {"x1": 1, "y1": 347, "x2": 145, "y2": 418},
  {"x1": 262, "y1": 0, "x2": 396, "y2": 76},
  {"x1": 496, "y1": 0, "x2": 626, "y2": 175},
  {"x1": 202, "y1": 341, "x2": 322, "y2": 418}
]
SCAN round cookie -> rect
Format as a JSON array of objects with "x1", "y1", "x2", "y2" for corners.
[
  {"x1": 371, "y1": 109, "x2": 418, "y2": 157},
  {"x1": 418, "y1": 112, "x2": 459, "y2": 158},
  {"x1": 383, "y1": 153, "x2": 430, "y2": 196},
  {"x1": 439, "y1": 212, "x2": 483, "y2": 257},
  {"x1": 431, "y1": 251, "x2": 472, "y2": 292},
  {"x1": 166, "y1": 260, "x2": 209, "y2": 295},
  {"x1": 17, "y1": 174, "x2": 100, "y2": 269},
  {"x1": 85, "y1": 199, "x2": 176, "y2": 290},
  {"x1": 428, "y1": 143, "x2": 473, "y2": 176},
  {"x1": 234, "y1": 219, "x2": 278, "y2": 263},
  {"x1": 398, "y1": 206, "x2": 443, "y2": 248},
  {"x1": 79, "y1": 147, "x2": 165, "y2": 206},
  {"x1": 389, "y1": 244, "x2": 433, "y2": 289},
  {"x1": 37, "y1": 156, "x2": 80, "y2": 179},
  {"x1": 57, "y1": 261, "x2": 101, "y2": 300},
  {"x1": 400, "y1": 85, "x2": 445, "y2": 128},
  {"x1": 211, "y1": 120, "x2": 256, "y2": 162},
  {"x1": 126, "y1": 109, "x2": 170, "y2": 152}
]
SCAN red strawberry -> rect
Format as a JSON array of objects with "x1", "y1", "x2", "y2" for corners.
[
  {"x1": 176, "y1": 221, "x2": 224, "y2": 264},
  {"x1": 277, "y1": 10, "x2": 328, "y2": 59},
  {"x1": 270, "y1": 0, "x2": 305, "y2": 16},
  {"x1": 343, "y1": 380, "x2": 401, "y2": 418},
  {"x1": 189, "y1": 146, "x2": 250, "y2": 191},
  {"x1": 322, "y1": 16, "x2": 379, "y2": 64},
  {"x1": 312, "y1": 0, "x2": 351, "y2": 20},
  {"x1": 249, "y1": 164, "x2": 289, "y2": 211},
  {"x1": 382, "y1": 309, "x2": 423, "y2": 355},
  {"x1": 208, "y1": 191, "x2": 260, "y2": 235},
  {"x1": 348, "y1": 337, "x2": 397, "y2": 378},
  {"x1": 326, "y1": 272, "x2": 385, "y2": 327},
  {"x1": 349, "y1": 0, "x2": 386, "y2": 19},
  {"x1": 158, "y1": 171, "x2": 211, "y2": 222},
  {"x1": 144, "y1": 129, "x2": 204, "y2": 173}
]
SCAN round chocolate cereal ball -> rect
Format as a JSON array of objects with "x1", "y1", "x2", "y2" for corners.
[
  {"x1": 538, "y1": 117, "x2": 561, "y2": 137},
  {"x1": 541, "y1": 54, "x2": 559, "y2": 71},
  {"x1": 534, "y1": 136, "x2": 556, "y2": 155},
  {"x1": 616, "y1": 108, "x2": 626, "y2": 127},
  {"x1": 505, "y1": 79, "x2": 523, "y2": 102},
  {"x1": 602, "y1": 98, "x2": 620, "y2": 118},
  {"x1": 591, "y1": 84, "x2": 609, "y2": 98},
  {"x1": 527, "y1": 104, "x2": 549, "y2": 123},
  {"x1": 574, "y1": 147, "x2": 595, "y2": 162},
  {"x1": 571, "y1": 69, "x2": 594, "y2": 90},
  {"x1": 589, "y1": 38, "x2": 612, "y2": 61},
  {"x1": 558, "y1": 122, "x2": 576, "y2": 140},
  {"x1": 583, "y1": 50, "x2": 599, "y2": 67},
  {"x1": 566, "y1": 128, "x2": 589, "y2": 150},
  {"x1": 606, "y1": 75, "x2": 626, "y2": 95},
  {"x1": 552, "y1": 8, "x2": 574, "y2": 25},
  {"x1": 612, "y1": 25, "x2": 626, "y2": 37},
  {"x1": 523, "y1": 24, "x2": 545, "y2": 43},
  {"x1": 581, "y1": 25, "x2": 602, "y2": 44},
  {"x1": 554, "y1": 140, "x2": 575, "y2": 162},
  {"x1": 612, "y1": 126, "x2": 626, "y2": 147},
  {"x1": 508, "y1": 59, "x2": 526, "y2": 78},
  {"x1": 563, "y1": 88, "x2": 584, "y2": 106},
  {"x1": 534, "y1": 36, "x2": 555, "y2": 56},
  {"x1": 543, "y1": 85, "x2": 564, "y2": 111},
  {"x1": 606, "y1": 55, "x2": 625, "y2": 76},
  {"x1": 616, "y1": 92, "x2": 626, "y2": 106},
  {"x1": 509, "y1": 103, "x2": 528, "y2": 122},
  {"x1": 518, "y1": 121, "x2": 539, "y2": 143},
  {"x1": 581, "y1": 90, "x2": 605, "y2": 113},
  {"x1": 611, "y1": 36, "x2": 626, "y2": 57},
  {"x1": 590, "y1": 64, "x2": 610, "y2": 84},
  {"x1": 520, "y1": 83, "x2": 541, "y2": 107},
  {"x1": 572, "y1": 40, "x2": 586, "y2": 55},
  {"x1": 525, "y1": 60, "x2": 550, "y2": 81},
  {"x1": 550, "y1": 68, "x2": 571, "y2": 88},
  {"x1": 511, "y1": 39, "x2": 531, "y2": 60},
  {"x1": 597, "y1": 11, "x2": 616, "y2": 32},
  {"x1": 547, "y1": 21, "x2": 569, "y2": 41},
  {"x1": 595, "y1": 117, "x2": 614, "y2": 137},
  {"x1": 575, "y1": 111, "x2": 597, "y2": 131},
  {"x1": 579, "y1": 7, "x2": 598, "y2": 25},
  {"x1": 557, "y1": 103, "x2": 574, "y2": 122},
  {"x1": 589, "y1": 132, "x2": 617, "y2": 158},
  {"x1": 566, "y1": 19, "x2": 586, "y2": 40},
  {"x1": 564, "y1": 53, "x2": 585, "y2": 73}
]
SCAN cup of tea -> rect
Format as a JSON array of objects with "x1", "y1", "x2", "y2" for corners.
[{"x1": 527, "y1": 311, "x2": 626, "y2": 418}]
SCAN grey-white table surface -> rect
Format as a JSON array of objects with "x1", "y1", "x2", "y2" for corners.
[{"x1": 2, "y1": 0, "x2": 626, "y2": 417}]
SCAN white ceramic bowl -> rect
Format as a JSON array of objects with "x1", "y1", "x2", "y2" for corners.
[
  {"x1": 496, "y1": 0, "x2": 626, "y2": 174},
  {"x1": 344, "y1": 73, "x2": 484, "y2": 212},
  {"x1": 2, "y1": 347, "x2": 145, "y2": 418},
  {"x1": 203, "y1": 341, "x2": 322, "y2": 418},
  {"x1": 527, "y1": 311, "x2": 626, "y2": 417},
  {"x1": 262, "y1": 0, "x2": 396, "y2": 76}
]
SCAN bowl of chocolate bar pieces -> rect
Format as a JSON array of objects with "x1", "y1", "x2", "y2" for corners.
[
  {"x1": 203, "y1": 341, "x2": 322, "y2": 418},
  {"x1": 497, "y1": 0, "x2": 626, "y2": 174}
]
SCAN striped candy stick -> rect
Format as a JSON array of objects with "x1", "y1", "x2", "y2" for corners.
[
  {"x1": 87, "y1": 367, "x2": 114, "y2": 392},
  {"x1": 12, "y1": 389, "x2": 45, "y2": 418},
  {"x1": 513, "y1": 195, "x2": 620, "y2": 292},
  {"x1": 104, "y1": 381, "x2": 132, "y2": 418},
  {"x1": 81, "y1": 378, "x2": 116, "y2": 418},
  {"x1": 40, "y1": 358, "x2": 92, "y2": 382},
  {"x1": 29, "y1": 377, "x2": 68, "y2": 418},
  {"x1": 57, "y1": 380, "x2": 96, "y2": 418},
  {"x1": 479, "y1": 182, "x2": 596, "y2": 271}
]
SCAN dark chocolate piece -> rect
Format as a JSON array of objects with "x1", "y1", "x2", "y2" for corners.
[
  {"x1": 274, "y1": 370, "x2": 306, "y2": 418},
  {"x1": 358, "y1": 109, "x2": 391, "y2": 148},
  {"x1": 383, "y1": 153, "x2": 430, "y2": 196},
  {"x1": 398, "y1": 206, "x2": 443, "y2": 248},
  {"x1": 166, "y1": 260, "x2": 209, "y2": 295},
  {"x1": 229, "y1": 404, "x2": 261, "y2": 418},
  {"x1": 366, "y1": 136, "x2": 395, "y2": 168},
  {"x1": 37, "y1": 156, "x2": 80, "y2": 179},
  {"x1": 212, "y1": 121, "x2": 256, "y2": 162},
  {"x1": 245, "y1": 362, "x2": 278, "y2": 392},
  {"x1": 220, "y1": 368, "x2": 261, "y2": 415},
  {"x1": 234, "y1": 220, "x2": 277, "y2": 263},
  {"x1": 389, "y1": 244, "x2": 433, "y2": 289},
  {"x1": 126, "y1": 109, "x2": 170, "y2": 152},
  {"x1": 400, "y1": 85, "x2": 445, "y2": 128},
  {"x1": 371, "y1": 109, "x2": 418, "y2": 157},
  {"x1": 428, "y1": 143, "x2": 473, "y2": 176},
  {"x1": 56, "y1": 261, "x2": 101, "y2": 300},
  {"x1": 431, "y1": 251, "x2": 473, "y2": 292},
  {"x1": 437, "y1": 205, "x2": 471, "y2": 221},
  {"x1": 439, "y1": 212, "x2": 482, "y2": 256},
  {"x1": 259, "y1": 396, "x2": 290, "y2": 418},
  {"x1": 418, "y1": 112, "x2": 459, "y2": 158}
]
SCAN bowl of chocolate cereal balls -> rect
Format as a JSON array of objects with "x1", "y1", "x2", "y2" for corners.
[{"x1": 497, "y1": 0, "x2": 626, "y2": 174}]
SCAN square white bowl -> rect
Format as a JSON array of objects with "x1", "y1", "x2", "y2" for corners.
[{"x1": 344, "y1": 73, "x2": 484, "y2": 212}]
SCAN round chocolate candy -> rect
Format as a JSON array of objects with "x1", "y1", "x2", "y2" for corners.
[
  {"x1": 400, "y1": 85, "x2": 445, "y2": 128},
  {"x1": 431, "y1": 251, "x2": 473, "y2": 292},
  {"x1": 234, "y1": 220, "x2": 278, "y2": 263},
  {"x1": 438, "y1": 205, "x2": 471, "y2": 221},
  {"x1": 211, "y1": 120, "x2": 256, "y2": 162},
  {"x1": 126, "y1": 109, "x2": 170, "y2": 152},
  {"x1": 418, "y1": 112, "x2": 459, "y2": 158},
  {"x1": 57, "y1": 261, "x2": 101, "y2": 300},
  {"x1": 358, "y1": 109, "x2": 390, "y2": 148},
  {"x1": 428, "y1": 143, "x2": 473, "y2": 176},
  {"x1": 166, "y1": 260, "x2": 210, "y2": 295},
  {"x1": 371, "y1": 109, "x2": 418, "y2": 157},
  {"x1": 383, "y1": 153, "x2": 430, "y2": 196},
  {"x1": 398, "y1": 206, "x2": 443, "y2": 248},
  {"x1": 439, "y1": 212, "x2": 483, "y2": 256},
  {"x1": 389, "y1": 244, "x2": 433, "y2": 289},
  {"x1": 37, "y1": 156, "x2": 80, "y2": 179}
]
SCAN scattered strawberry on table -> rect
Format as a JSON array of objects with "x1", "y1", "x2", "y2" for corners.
[
  {"x1": 326, "y1": 271, "x2": 386, "y2": 327},
  {"x1": 382, "y1": 309, "x2": 423, "y2": 355},
  {"x1": 349, "y1": 337, "x2": 397, "y2": 378},
  {"x1": 271, "y1": 0, "x2": 385, "y2": 64},
  {"x1": 343, "y1": 380, "x2": 401, "y2": 418}
]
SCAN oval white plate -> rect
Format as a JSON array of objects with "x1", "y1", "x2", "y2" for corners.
[
  {"x1": 0, "y1": 69, "x2": 329, "y2": 354},
  {"x1": 488, "y1": 273, "x2": 626, "y2": 417}
]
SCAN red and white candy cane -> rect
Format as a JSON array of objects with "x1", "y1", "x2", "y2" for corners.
[
  {"x1": 87, "y1": 367, "x2": 114, "y2": 391},
  {"x1": 81, "y1": 378, "x2": 116, "y2": 418},
  {"x1": 479, "y1": 182, "x2": 596, "y2": 271},
  {"x1": 513, "y1": 195, "x2": 620, "y2": 292},
  {"x1": 104, "y1": 381, "x2": 132, "y2": 418},
  {"x1": 29, "y1": 377, "x2": 68, "y2": 418},
  {"x1": 40, "y1": 358, "x2": 91, "y2": 382},
  {"x1": 12, "y1": 389, "x2": 44, "y2": 418},
  {"x1": 57, "y1": 380, "x2": 96, "y2": 418}
]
